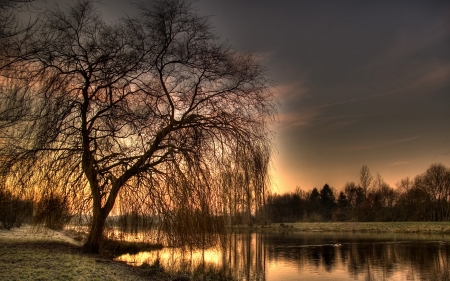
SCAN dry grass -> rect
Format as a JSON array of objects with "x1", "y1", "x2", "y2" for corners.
[{"x1": 0, "y1": 225, "x2": 172, "y2": 281}]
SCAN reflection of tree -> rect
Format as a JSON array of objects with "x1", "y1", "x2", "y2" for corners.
[
  {"x1": 243, "y1": 233, "x2": 450, "y2": 281},
  {"x1": 221, "y1": 233, "x2": 266, "y2": 281},
  {"x1": 321, "y1": 245, "x2": 335, "y2": 272},
  {"x1": 344, "y1": 242, "x2": 449, "y2": 281},
  {"x1": 310, "y1": 247, "x2": 321, "y2": 268},
  {"x1": 119, "y1": 233, "x2": 450, "y2": 280}
]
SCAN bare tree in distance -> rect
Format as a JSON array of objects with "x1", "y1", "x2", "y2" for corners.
[
  {"x1": 396, "y1": 176, "x2": 414, "y2": 193},
  {"x1": 415, "y1": 163, "x2": 450, "y2": 221},
  {"x1": 359, "y1": 164, "x2": 373, "y2": 197},
  {"x1": 1, "y1": 0, "x2": 276, "y2": 252}
]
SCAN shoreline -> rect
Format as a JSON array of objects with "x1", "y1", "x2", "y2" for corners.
[{"x1": 229, "y1": 221, "x2": 450, "y2": 234}]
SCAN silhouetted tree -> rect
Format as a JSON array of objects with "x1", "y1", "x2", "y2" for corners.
[
  {"x1": 377, "y1": 183, "x2": 397, "y2": 221},
  {"x1": 263, "y1": 163, "x2": 450, "y2": 223},
  {"x1": 396, "y1": 186, "x2": 431, "y2": 221},
  {"x1": 319, "y1": 184, "x2": 336, "y2": 221},
  {"x1": 344, "y1": 182, "x2": 365, "y2": 221},
  {"x1": 415, "y1": 163, "x2": 450, "y2": 221},
  {"x1": 0, "y1": 0, "x2": 275, "y2": 252},
  {"x1": 396, "y1": 177, "x2": 414, "y2": 194},
  {"x1": 362, "y1": 174, "x2": 397, "y2": 221},
  {"x1": 359, "y1": 165, "x2": 373, "y2": 197},
  {"x1": 307, "y1": 187, "x2": 322, "y2": 221},
  {"x1": 337, "y1": 191, "x2": 349, "y2": 208},
  {"x1": 264, "y1": 192, "x2": 306, "y2": 223},
  {"x1": 335, "y1": 191, "x2": 349, "y2": 221},
  {"x1": 310, "y1": 188, "x2": 320, "y2": 202}
]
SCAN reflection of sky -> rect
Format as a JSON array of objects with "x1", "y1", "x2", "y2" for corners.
[
  {"x1": 34, "y1": 0, "x2": 450, "y2": 192},
  {"x1": 117, "y1": 232, "x2": 450, "y2": 280},
  {"x1": 116, "y1": 247, "x2": 222, "y2": 270},
  {"x1": 267, "y1": 260, "x2": 350, "y2": 281}
]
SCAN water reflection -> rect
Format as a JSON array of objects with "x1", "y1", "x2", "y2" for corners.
[{"x1": 116, "y1": 232, "x2": 450, "y2": 281}]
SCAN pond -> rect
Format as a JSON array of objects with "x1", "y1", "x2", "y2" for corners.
[{"x1": 116, "y1": 231, "x2": 450, "y2": 280}]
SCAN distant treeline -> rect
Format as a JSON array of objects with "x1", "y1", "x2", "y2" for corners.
[
  {"x1": 2, "y1": 163, "x2": 449, "y2": 232},
  {"x1": 263, "y1": 163, "x2": 450, "y2": 222}
]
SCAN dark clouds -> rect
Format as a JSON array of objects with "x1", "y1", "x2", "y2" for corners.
[{"x1": 197, "y1": 0, "x2": 450, "y2": 191}]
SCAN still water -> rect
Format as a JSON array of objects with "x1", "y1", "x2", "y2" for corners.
[{"x1": 116, "y1": 231, "x2": 450, "y2": 280}]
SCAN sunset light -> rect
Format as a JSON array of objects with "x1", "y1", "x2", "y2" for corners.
[{"x1": 1, "y1": 0, "x2": 449, "y2": 280}]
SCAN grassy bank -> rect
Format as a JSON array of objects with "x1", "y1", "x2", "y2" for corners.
[
  {"x1": 0, "y1": 225, "x2": 235, "y2": 281},
  {"x1": 0, "y1": 226, "x2": 172, "y2": 281},
  {"x1": 235, "y1": 221, "x2": 450, "y2": 234}
]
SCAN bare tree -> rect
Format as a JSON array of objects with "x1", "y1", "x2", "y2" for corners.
[
  {"x1": 0, "y1": 0, "x2": 275, "y2": 252},
  {"x1": 343, "y1": 181, "x2": 364, "y2": 221},
  {"x1": 359, "y1": 164, "x2": 373, "y2": 197},
  {"x1": 396, "y1": 177, "x2": 414, "y2": 193},
  {"x1": 415, "y1": 163, "x2": 450, "y2": 221}
]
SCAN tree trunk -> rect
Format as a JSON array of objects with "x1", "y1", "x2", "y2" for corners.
[
  {"x1": 82, "y1": 180, "x2": 122, "y2": 252},
  {"x1": 83, "y1": 198, "x2": 106, "y2": 253}
]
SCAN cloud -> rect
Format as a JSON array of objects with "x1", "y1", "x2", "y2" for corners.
[
  {"x1": 275, "y1": 81, "x2": 310, "y2": 103},
  {"x1": 277, "y1": 108, "x2": 321, "y2": 129},
  {"x1": 316, "y1": 95, "x2": 389, "y2": 108},
  {"x1": 367, "y1": 12, "x2": 450, "y2": 70},
  {"x1": 407, "y1": 62, "x2": 450, "y2": 91},
  {"x1": 346, "y1": 136, "x2": 420, "y2": 151}
]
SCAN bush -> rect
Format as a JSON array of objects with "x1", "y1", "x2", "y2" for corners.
[
  {"x1": 0, "y1": 189, "x2": 33, "y2": 230},
  {"x1": 33, "y1": 192, "x2": 71, "y2": 230}
]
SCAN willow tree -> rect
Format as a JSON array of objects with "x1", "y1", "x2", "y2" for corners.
[
  {"x1": 0, "y1": 0, "x2": 35, "y2": 133},
  {"x1": 0, "y1": 0, "x2": 275, "y2": 252}
]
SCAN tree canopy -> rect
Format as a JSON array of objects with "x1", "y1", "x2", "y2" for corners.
[{"x1": 0, "y1": 0, "x2": 275, "y2": 252}]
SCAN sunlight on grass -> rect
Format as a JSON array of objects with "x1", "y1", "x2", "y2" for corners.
[
  {"x1": 0, "y1": 241, "x2": 128, "y2": 281},
  {"x1": 0, "y1": 225, "x2": 168, "y2": 281}
]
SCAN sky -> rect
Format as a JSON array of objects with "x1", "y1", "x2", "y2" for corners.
[
  {"x1": 34, "y1": 0, "x2": 450, "y2": 193},
  {"x1": 195, "y1": 0, "x2": 450, "y2": 193}
]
